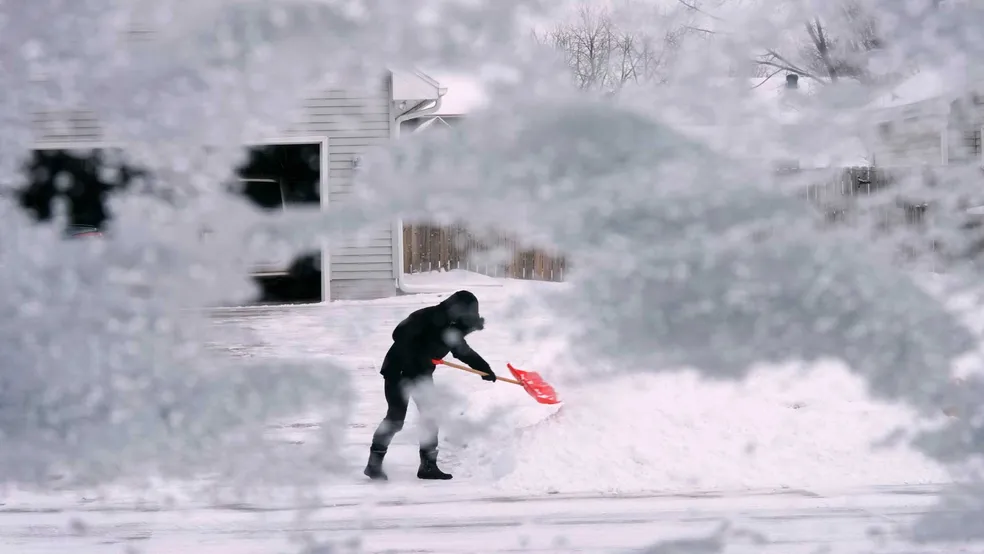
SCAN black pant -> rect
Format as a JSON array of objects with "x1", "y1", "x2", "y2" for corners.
[{"x1": 370, "y1": 375, "x2": 439, "y2": 453}]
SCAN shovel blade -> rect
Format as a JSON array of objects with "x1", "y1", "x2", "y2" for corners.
[{"x1": 507, "y1": 363, "x2": 561, "y2": 405}]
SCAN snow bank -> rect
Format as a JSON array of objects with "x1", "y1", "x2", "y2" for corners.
[
  {"x1": 454, "y1": 359, "x2": 949, "y2": 495},
  {"x1": 419, "y1": 279, "x2": 953, "y2": 495}
]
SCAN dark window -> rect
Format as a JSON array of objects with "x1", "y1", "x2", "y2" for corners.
[
  {"x1": 236, "y1": 143, "x2": 321, "y2": 205},
  {"x1": 17, "y1": 148, "x2": 144, "y2": 229},
  {"x1": 964, "y1": 129, "x2": 982, "y2": 156}
]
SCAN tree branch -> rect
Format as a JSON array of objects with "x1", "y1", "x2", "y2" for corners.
[
  {"x1": 759, "y1": 49, "x2": 820, "y2": 81},
  {"x1": 675, "y1": 0, "x2": 723, "y2": 21},
  {"x1": 755, "y1": 59, "x2": 823, "y2": 83},
  {"x1": 536, "y1": 3, "x2": 683, "y2": 91},
  {"x1": 751, "y1": 68, "x2": 784, "y2": 89},
  {"x1": 683, "y1": 25, "x2": 715, "y2": 34},
  {"x1": 805, "y1": 18, "x2": 838, "y2": 82}
]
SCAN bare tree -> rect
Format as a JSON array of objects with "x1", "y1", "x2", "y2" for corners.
[
  {"x1": 533, "y1": 5, "x2": 686, "y2": 93},
  {"x1": 669, "y1": 0, "x2": 887, "y2": 87},
  {"x1": 755, "y1": 2, "x2": 886, "y2": 86}
]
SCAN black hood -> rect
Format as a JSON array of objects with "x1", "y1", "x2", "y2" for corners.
[{"x1": 439, "y1": 290, "x2": 485, "y2": 333}]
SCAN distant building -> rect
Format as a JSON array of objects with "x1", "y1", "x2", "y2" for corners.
[{"x1": 864, "y1": 65, "x2": 984, "y2": 167}]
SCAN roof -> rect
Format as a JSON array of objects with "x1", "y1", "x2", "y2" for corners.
[
  {"x1": 416, "y1": 73, "x2": 489, "y2": 116},
  {"x1": 661, "y1": 74, "x2": 869, "y2": 168},
  {"x1": 741, "y1": 76, "x2": 869, "y2": 167},
  {"x1": 390, "y1": 69, "x2": 492, "y2": 116},
  {"x1": 863, "y1": 62, "x2": 984, "y2": 122},
  {"x1": 390, "y1": 69, "x2": 447, "y2": 104},
  {"x1": 747, "y1": 75, "x2": 810, "y2": 124},
  {"x1": 867, "y1": 70, "x2": 949, "y2": 111},
  {"x1": 411, "y1": 116, "x2": 456, "y2": 134}
]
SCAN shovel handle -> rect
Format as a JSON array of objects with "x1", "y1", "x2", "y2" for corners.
[{"x1": 432, "y1": 359, "x2": 522, "y2": 386}]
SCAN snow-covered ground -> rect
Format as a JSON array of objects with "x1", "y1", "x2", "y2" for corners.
[
  {"x1": 0, "y1": 270, "x2": 971, "y2": 553},
  {"x1": 0, "y1": 483, "x2": 959, "y2": 553}
]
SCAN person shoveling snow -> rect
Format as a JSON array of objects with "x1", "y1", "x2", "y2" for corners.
[{"x1": 364, "y1": 290, "x2": 496, "y2": 481}]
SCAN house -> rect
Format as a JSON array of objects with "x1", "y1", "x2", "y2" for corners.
[
  {"x1": 29, "y1": 66, "x2": 448, "y2": 302},
  {"x1": 864, "y1": 67, "x2": 984, "y2": 167}
]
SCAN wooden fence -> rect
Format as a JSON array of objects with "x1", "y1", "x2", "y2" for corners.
[
  {"x1": 402, "y1": 223, "x2": 568, "y2": 281},
  {"x1": 802, "y1": 166, "x2": 896, "y2": 200},
  {"x1": 403, "y1": 166, "x2": 937, "y2": 282},
  {"x1": 795, "y1": 165, "x2": 929, "y2": 227}
]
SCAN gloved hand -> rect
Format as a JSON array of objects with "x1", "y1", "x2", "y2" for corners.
[{"x1": 480, "y1": 367, "x2": 497, "y2": 382}]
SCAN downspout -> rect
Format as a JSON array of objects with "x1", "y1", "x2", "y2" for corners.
[{"x1": 391, "y1": 88, "x2": 445, "y2": 294}]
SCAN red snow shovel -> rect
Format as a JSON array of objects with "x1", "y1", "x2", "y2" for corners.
[{"x1": 432, "y1": 359, "x2": 561, "y2": 405}]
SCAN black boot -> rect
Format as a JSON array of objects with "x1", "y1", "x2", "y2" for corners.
[
  {"x1": 416, "y1": 448, "x2": 452, "y2": 480},
  {"x1": 364, "y1": 446, "x2": 388, "y2": 481}
]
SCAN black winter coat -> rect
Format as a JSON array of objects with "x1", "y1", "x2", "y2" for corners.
[{"x1": 379, "y1": 290, "x2": 493, "y2": 380}]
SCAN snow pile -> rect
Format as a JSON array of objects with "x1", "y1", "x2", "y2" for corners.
[{"x1": 460, "y1": 361, "x2": 949, "y2": 495}]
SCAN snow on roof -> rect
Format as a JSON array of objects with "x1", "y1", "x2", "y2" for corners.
[
  {"x1": 664, "y1": 74, "x2": 869, "y2": 168},
  {"x1": 750, "y1": 76, "x2": 805, "y2": 124},
  {"x1": 867, "y1": 70, "x2": 949, "y2": 111},
  {"x1": 411, "y1": 116, "x2": 456, "y2": 134},
  {"x1": 683, "y1": 74, "x2": 813, "y2": 128},
  {"x1": 744, "y1": 76, "x2": 870, "y2": 167},
  {"x1": 428, "y1": 73, "x2": 489, "y2": 116},
  {"x1": 864, "y1": 59, "x2": 984, "y2": 115}
]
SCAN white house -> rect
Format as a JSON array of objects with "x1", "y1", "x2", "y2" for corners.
[
  {"x1": 31, "y1": 68, "x2": 448, "y2": 302},
  {"x1": 864, "y1": 67, "x2": 984, "y2": 167}
]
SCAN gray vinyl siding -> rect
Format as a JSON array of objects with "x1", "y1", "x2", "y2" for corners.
[
  {"x1": 281, "y1": 85, "x2": 396, "y2": 301},
  {"x1": 866, "y1": 93, "x2": 984, "y2": 168},
  {"x1": 28, "y1": 82, "x2": 398, "y2": 302},
  {"x1": 28, "y1": 19, "x2": 399, "y2": 301},
  {"x1": 869, "y1": 116, "x2": 943, "y2": 167},
  {"x1": 33, "y1": 109, "x2": 105, "y2": 145}
]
